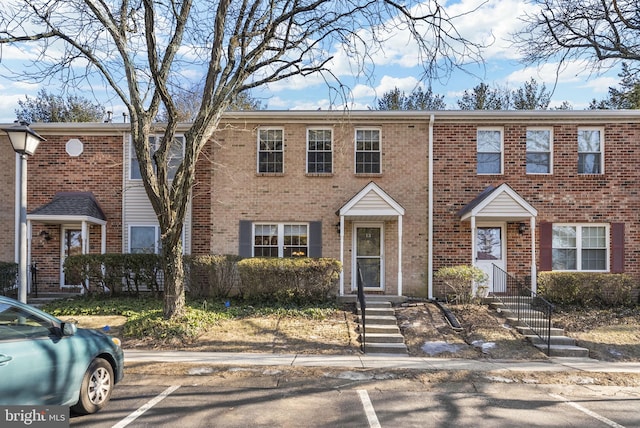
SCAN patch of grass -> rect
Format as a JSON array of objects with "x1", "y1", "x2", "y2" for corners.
[{"x1": 42, "y1": 295, "x2": 344, "y2": 346}]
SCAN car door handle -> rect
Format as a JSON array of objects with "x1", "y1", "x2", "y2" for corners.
[{"x1": 0, "y1": 354, "x2": 13, "y2": 366}]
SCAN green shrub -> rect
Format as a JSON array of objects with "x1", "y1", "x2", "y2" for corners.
[
  {"x1": 237, "y1": 257, "x2": 341, "y2": 304},
  {"x1": 435, "y1": 265, "x2": 488, "y2": 305},
  {"x1": 185, "y1": 255, "x2": 242, "y2": 298},
  {"x1": 537, "y1": 272, "x2": 638, "y2": 307}
]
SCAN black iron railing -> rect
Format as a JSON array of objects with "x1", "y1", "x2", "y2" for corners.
[
  {"x1": 356, "y1": 263, "x2": 366, "y2": 353},
  {"x1": 492, "y1": 264, "x2": 554, "y2": 355}
]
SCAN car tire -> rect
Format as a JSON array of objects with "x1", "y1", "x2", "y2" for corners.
[{"x1": 71, "y1": 357, "x2": 114, "y2": 415}]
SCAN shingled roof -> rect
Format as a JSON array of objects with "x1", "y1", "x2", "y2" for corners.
[{"x1": 29, "y1": 192, "x2": 106, "y2": 222}]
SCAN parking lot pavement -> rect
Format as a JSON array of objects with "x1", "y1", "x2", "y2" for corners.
[{"x1": 71, "y1": 368, "x2": 640, "y2": 428}]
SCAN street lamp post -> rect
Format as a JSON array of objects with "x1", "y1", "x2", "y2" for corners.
[{"x1": 3, "y1": 122, "x2": 45, "y2": 303}]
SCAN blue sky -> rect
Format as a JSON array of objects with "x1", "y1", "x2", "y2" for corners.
[{"x1": 0, "y1": 0, "x2": 622, "y2": 123}]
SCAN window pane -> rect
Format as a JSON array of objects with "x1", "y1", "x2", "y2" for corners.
[
  {"x1": 552, "y1": 226, "x2": 576, "y2": 248},
  {"x1": 283, "y1": 224, "x2": 308, "y2": 257},
  {"x1": 254, "y1": 224, "x2": 278, "y2": 257},
  {"x1": 578, "y1": 153, "x2": 601, "y2": 174},
  {"x1": 477, "y1": 130, "x2": 501, "y2": 152},
  {"x1": 526, "y1": 153, "x2": 550, "y2": 173},
  {"x1": 526, "y1": 130, "x2": 551, "y2": 152},
  {"x1": 258, "y1": 130, "x2": 283, "y2": 173},
  {"x1": 477, "y1": 153, "x2": 501, "y2": 174},
  {"x1": 582, "y1": 249, "x2": 606, "y2": 270},
  {"x1": 307, "y1": 129, "x2": 332, "y2": 173},
  {"x1": 578, "y1": 130, "x2": 601, "y2": 152},
  {"x1": 582, "y1": 226, "x2": 606, "y2": 248},
  {"x1": 476, "y1": 227, "x2": 501, "y2": 260},
  {"x1": 131, "y1": 226, "x2": 157, "y2": 254},
  {"x1": 552, "y1": 249, "x2": 577, "y2": 270}
]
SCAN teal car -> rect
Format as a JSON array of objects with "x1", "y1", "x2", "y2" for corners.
[{"x1": 0, "y1": 296, "x2": 124, "y2": 414}]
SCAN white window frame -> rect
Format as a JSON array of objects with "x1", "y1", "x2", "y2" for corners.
[
  {"x1": 252, "y1": 223, "x2": 309, "y2": 258},
  {"x1": 257, "y1": 127, "x2": 285, "y2": 174},
  {"x1": 130, "y1": 134, "x2": 185, "y2": 180},
  {"x1": 477, "y1": 127, "x2": 503, "y2": 175},
  {"x1": 526, "y1": 127, "x2": 553, "y2": 174},
  {"x1": 354, "y1": 128, "x2": 382, "y2": 174},
  {"x1": 128, "y1": 225, "x2": 161, "y2": 254},
  {"x1": 577, "y1": 127, "x2": 604, "y2": 175},
  {"x1": 306, "y1": 128, "x2": 333, "y2": 174},
  {"x1": 552, "y1": 224, "x2": 609, "y2": 272}
]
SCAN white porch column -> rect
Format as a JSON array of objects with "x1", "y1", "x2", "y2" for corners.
[
  {"x1": 530, "y1": 216, "x2": 537, "y2": 292},
  {"x1": 470, "y1": 216, "x2": 476, "y2": 267},
  {"x1": 339, "y1": 215, "x2": 344, "y2": 296},
  {"x1": 81, "y1": 221, "x2": 89, "y2": 254},
  {"x1": 397, "y1": 215, "x2": 403, "y2": 296},
  {"x1": 101, "y1": 224, "x2": 107, "y2": 254}
]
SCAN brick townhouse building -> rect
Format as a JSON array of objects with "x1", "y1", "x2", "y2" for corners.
[{"x1": 1, "y1": 110, "x2": 639, "y2": 300}]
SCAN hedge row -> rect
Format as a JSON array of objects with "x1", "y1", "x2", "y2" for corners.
[
  {"x1": 64, "y1": 254, "x2": 342, "y2": 304},
  {"x1": 537, "y1": 272, "x2": 639, "y2": 307}
]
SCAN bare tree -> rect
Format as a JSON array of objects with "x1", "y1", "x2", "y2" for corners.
[
  {"x1": 0, "y1": 0, "x2": 484, "y2": 318},
  {"x1": 513, "y1": 0, "x2": 640, "y2": 76}
]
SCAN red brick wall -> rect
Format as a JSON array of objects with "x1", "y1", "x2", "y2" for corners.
[
  {"x1": 432, "y1": 121, "x2": 640, "y2": 296},
  {"x1": 27, "y1": 132, "x2": 124, "y2": 292}
]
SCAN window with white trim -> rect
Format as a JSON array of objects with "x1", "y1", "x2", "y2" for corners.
[
  {"x1": 307, "y1": 128, "x2": 333, "y2": 173},
  {"x1": 253, "y1": 223, "x2": 308, "y2": 257},
  {"x1": 552, "y1": 225, "x2": 608, "y2": 271},
  {"x1": 129, "y1": 225, "x2": 161, "y2": 254},
  {"x1": 355, "y1": 129, "x2": 381, "y2": 174},
  {"x1": 477, "y1": 128, "x2": 503, "y2": 174},
  {"x1": 130, "y1": 135, "x2": 185, "y2": 180},
  {"x1": 257, "y1": 128, "x2": 284, "y2": 173},
  {"x1": 577, "y1": 128, "x2": 603, "y2": 174},
  {"x1": 526, "y1": 128, "x2": 552, "y2": 174}
]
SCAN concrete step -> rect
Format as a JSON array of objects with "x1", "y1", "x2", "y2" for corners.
[
  {"x1": 360, "y1": 333, "x2": 405, "y2": 344},
  {"x1": 357, "y1": 307, "x2": 395, "y2": 317},
  {"x1": 361, "y1": 342, "x2": 408, "y2": 355},
  {"x1": 362, "y1": 324, "x2": 401, "y2": 335},
  {"x1": 536, "y1": 344, "x2": 590, "y2": 358},
  {"x1": 357, "y1": 315, "x2": 398, "y2": 326},
  {"x1": 525, "y1": 335, "x2": 577, "y2": 346},
  {"x1": 505, "y1": 316, "x2": 553, "y2": 328},
  {"x1": 358, "y1": 301, "x2": 392, "y2": 309},
  {"x1": 516, "y1": 326, "x2": 566, "y2": 337}
]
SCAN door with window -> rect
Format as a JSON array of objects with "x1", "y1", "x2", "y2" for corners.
[
  {"x1": 354, "y1": 224, "x2": 383, "y2": 290},
  {"x1": 475, "y1": 224, "x2": 505, "y2": 292},
  {"x1": 61, "y1": 227, "x2": 83, "y2": 287}
]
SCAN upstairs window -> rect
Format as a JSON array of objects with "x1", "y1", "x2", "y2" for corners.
[
  {"x1": 552, "y1": 225, "x2": 608, "y2": 271},
  {"x1": 477, "y1": 128, "x2": 503, "y2": 174},
  {"x1": 258, "y1": 128, "x2": 284, "y2": 173},
  {"x1": 307, "y1": 128, "x2": 333, "y2": 174},
  {"x1": 130, "y1": 135, "x2": 184, "y2": 180},
  {"x1": 526, "y1": 128, "x2": 552, "y2": 174},
  {"x1": 355, "y1": 129, "x2": 381, "y2": 174},
  {"x1": 129, "y1": 225, "x2": 161, "y2": 254},
  {"x1": 578, "y1": 128, "x2": 603, "y2": 174}
]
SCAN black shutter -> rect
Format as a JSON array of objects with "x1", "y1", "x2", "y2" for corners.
[
  {"x1": 309, "y1": 221, "x2": 322, "y2": 257},
  {"x1": 239, "y1": 220, "x2": 252, "y2": 257}
]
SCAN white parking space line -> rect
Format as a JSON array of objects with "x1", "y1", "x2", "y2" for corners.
[
  {"x1": 112, "y1": 385, "x2": 181, "y2": 428},
  {"x1": 358, "y1": 389, "x2": 381, "y2": 428},
  {"x1": 549, "y1": 393, "x2": 626, "y2": 428}
]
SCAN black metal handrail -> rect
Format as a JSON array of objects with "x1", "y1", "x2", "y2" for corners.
[
  {"x1": 356, "y1": 263, "x2": 366, "y2": 353},
  {"x1": 492, "y1": 264, "x2": 554, "y2": 355}
]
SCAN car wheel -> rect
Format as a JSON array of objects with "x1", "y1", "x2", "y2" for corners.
[{"x1": 71, "y1": 357, "x2": 114, "y2": 415}]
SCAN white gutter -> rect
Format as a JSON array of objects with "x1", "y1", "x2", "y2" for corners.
[{"x1": 428, "y1": 114, "x2": 434, "y2": 299}]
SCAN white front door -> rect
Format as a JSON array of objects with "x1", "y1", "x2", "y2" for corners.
[
  {"x1": 60, "y1": 227, "x2": 83, "y2": 287},
  {"x1": 475, "y1": 224, "x2": 506, "y2": 292},
  {"x1": 353, "y1": 223, "x2": 384, "y2": 291}
]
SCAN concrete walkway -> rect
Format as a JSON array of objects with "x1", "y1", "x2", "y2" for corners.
[{"x1": 124, "y1": 350, "x2": 640, "y2": 373}]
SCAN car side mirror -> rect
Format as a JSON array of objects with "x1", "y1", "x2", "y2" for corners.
[{"x1": 61, "y1": 322, "x2": 77, "y2": 337}]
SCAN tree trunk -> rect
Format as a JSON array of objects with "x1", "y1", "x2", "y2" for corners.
[{"x1": 162, "y1": 237, "x2": 186, "y2": 319}]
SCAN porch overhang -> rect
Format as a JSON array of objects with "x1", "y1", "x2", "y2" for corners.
[
  {"x1": 457, "y1": 183, "x2": 539, "y2": 292},
  {"x1": 336, "y1": 182, "x2": 405, "y2": 297},
  {"x1": 26, "y1": 192, "x2": 108, "y2": 288}
]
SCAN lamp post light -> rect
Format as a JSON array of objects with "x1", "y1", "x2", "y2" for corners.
[{"x1": 3, "y1": 122, "x2": 45, "y2": 303}]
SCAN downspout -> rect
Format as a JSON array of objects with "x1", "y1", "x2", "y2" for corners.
[{"x1": 428, "y1": 114, "x2": 435, "y2": 299}]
